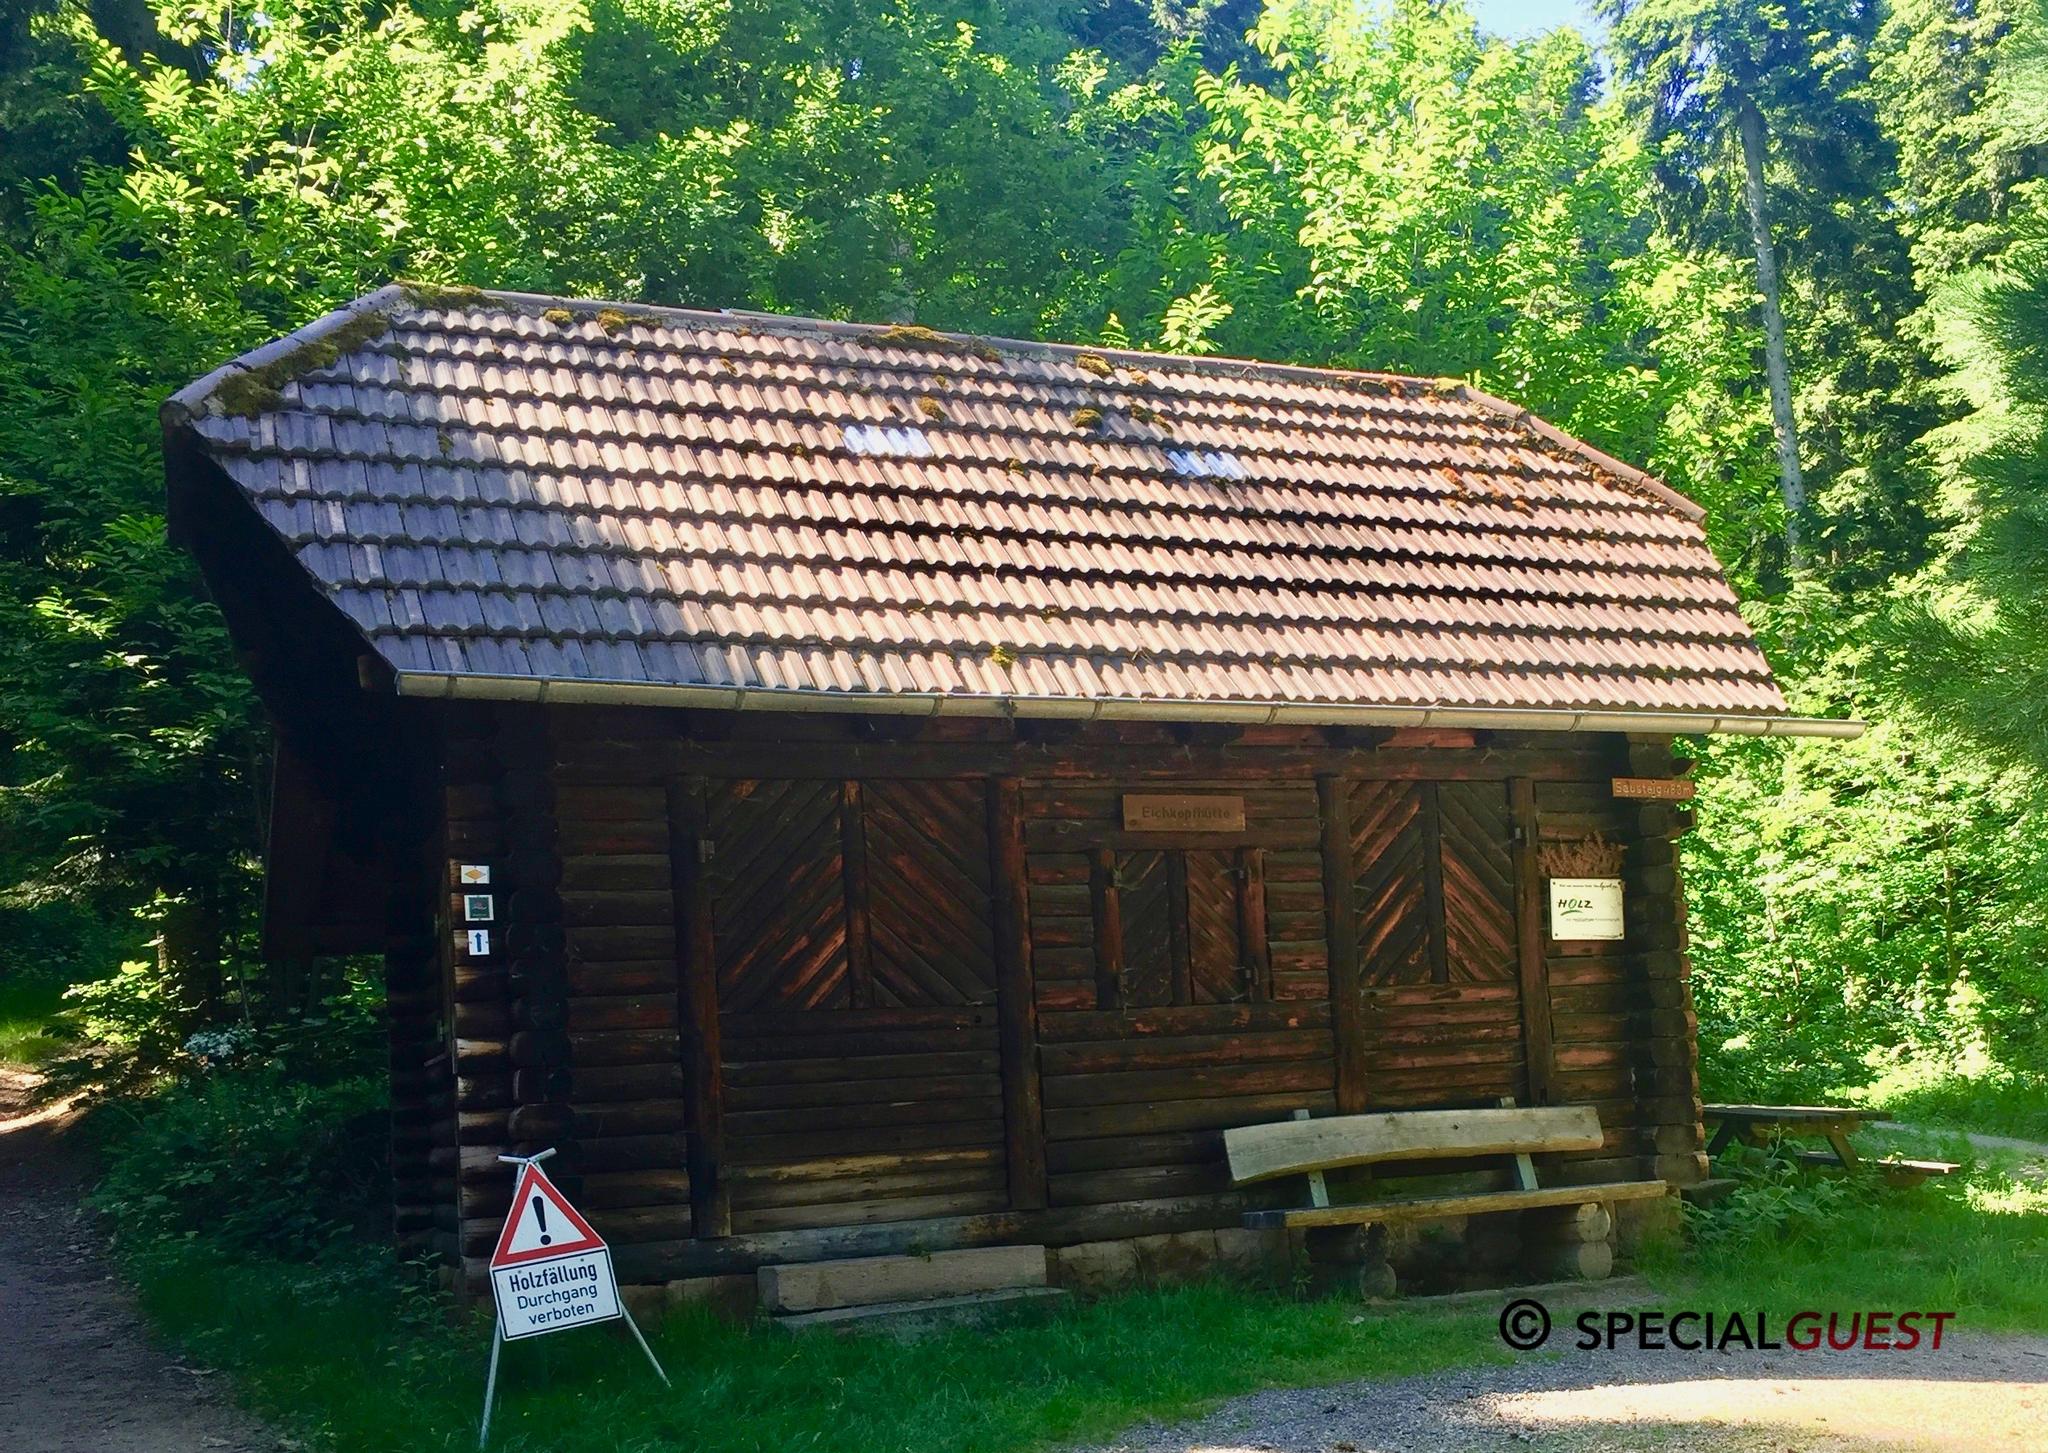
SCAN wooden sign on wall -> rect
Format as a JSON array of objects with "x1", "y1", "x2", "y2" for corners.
[
  {"x1": 1122, "y1": 794, "x2": 1247, "y2": 833},
  {"x1": 1611, "y1": 777, "x2": 1697, "y2": 802}
]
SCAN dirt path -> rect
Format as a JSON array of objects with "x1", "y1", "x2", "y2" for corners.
[
  {"x1": 0, "y1": 1072, "x2": 283, "y2": 1453},
  {"x1": 1085, "y1": 1322, "x2": 2048, "y2": 1452}
]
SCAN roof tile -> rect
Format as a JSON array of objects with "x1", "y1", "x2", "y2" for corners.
[{"x1": 172, "y1": 289, "x2": 1792, "y2": 719}]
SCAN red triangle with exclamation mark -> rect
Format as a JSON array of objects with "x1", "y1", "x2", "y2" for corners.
[{"x1": 489, "y1": 1162, "x2": 607, "y2": 1268}]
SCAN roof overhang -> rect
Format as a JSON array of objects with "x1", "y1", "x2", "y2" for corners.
[{"x1": 390, "y1": 670, "x2": 1865, "y2": 739}]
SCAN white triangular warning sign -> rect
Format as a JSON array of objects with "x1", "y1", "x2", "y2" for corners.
[{"x1": 490, "y1": 1162, "x2": 606, "y2": 1268}]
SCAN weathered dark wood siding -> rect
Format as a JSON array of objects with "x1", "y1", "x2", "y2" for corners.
[{"x1": 425, "y1": 708, "x2": 1702, "y2": 1285}]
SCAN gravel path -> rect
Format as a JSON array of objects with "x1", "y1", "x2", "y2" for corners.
[
  {"x1": 0, "y1": 1073, "x2": 284, "y2": 1453},
  {"x1": 1084, "y1": 1311, "x2": 2048, "y2": 1453}
]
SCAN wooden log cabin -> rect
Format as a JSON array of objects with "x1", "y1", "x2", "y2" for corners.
[{"x1": 163, "y1": 285, "x2": 1857, "y2": 1300}]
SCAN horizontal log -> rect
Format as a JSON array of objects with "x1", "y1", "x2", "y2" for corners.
[
  {"x1": 733, "y1": 1120, "x2": 1005, "y2": 1164},
  {"x1": 567, "y1": 925, "x2": 675, "y2": 960},
  {"x1": 724, "y1": 1007, "x2": 999, "y2": 1037},
  {"x1": 728, "y1": 1073, "x2": 1003, "y2": 1112},
  {"x1": 1042, "y1": 1060, "x2": 1334, "y2": 1110},
  {"x1": 575, "y1": 1133, "x2": 688, "y2": 1172},
  {"x1": 567, "y1": 961, "x2": 677, "y2": 997},
  {"x1": 724, "y1": 1050, "x2": 999, "y2": 1087},
  {"x1": 573, "y1": 1099, "x2": 687, "y2": 1137},
  {"x1": 732, "y1": 1164, "x2": 1005, "y2": 1214},
  {"x1": 569, "y1": 1064, "x2": 686, "y2": 1102},
  {"x1": 1039, "y1": 1030, "x2": 1336, "y2": 1076},
  {"x1": 570, "y1": 994, "x2": 679, "y2": 1032},
  {"x1": 566, "y1": 1029, "x2": 681, "y2": 1067},
  {"x1": 577, "y1": 1169, "x2": 691, "y2": 1209},
  {"x1": 726, "y1": 1146, "x2": 1002, "y2": 1187},
  {"x1": 611, "y1": 1191, "x2": 1276, "y2": 1278},
  {"x1": 1049, "y1": 1162, "x2": 1230, "y2": 1206},
  {"x1": 1045, "y1": 1130, "x2": 1220, "y2": 1174},
  {"x1": 725, "y1": 1096, "x2": 1004, "y2": 1138},
  {"x1": 1045, "y1": 1090, "x2": 1337, "y2": 1141},
  {"x1": 1040, "y1": 1002, "x2": 1331, "y2": 1043},
  {"x1": 1026, "y1": 822, "x2": 1319, "y2": 853},
  {"x1": 720, "y1": 1027, "x2": 997, "y2": 1059},
  {"x1": 737, "y1": 1190, "x2": 1010, "y2": 1234}
]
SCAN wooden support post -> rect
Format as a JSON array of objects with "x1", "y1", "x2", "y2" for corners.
[
  {"x1": 989, "y1": 776, "x2": 1048, "y2": 1211},
  {"x1": 1509, "y1": 778, "x2": 1554, "y2": 1105},
  {"x1": 1318, "y1": 775, "x2": 1367, "y2": 1114},
  {"x1": 1088, "y1": 847, "x2": 1124, "y2": 1010},
  {"x1": 667, "y1": 779, "x2": 730, "y2": 1238},
  {"x1": 1617, "y1": 736, "x2": 1707, "y2": 1186}
]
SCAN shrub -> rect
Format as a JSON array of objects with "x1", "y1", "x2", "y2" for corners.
[
  {"x1": 1685, "y1": 1145, "x2": 1881, "y2": 1253},
  {"x1": 91, "y1": 1065, "x2": 390, "y2": 1258}
]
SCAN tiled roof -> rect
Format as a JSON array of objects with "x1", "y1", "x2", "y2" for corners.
[{"x1": 164, "y1": 285, "x2": 1837, "y2": 734}]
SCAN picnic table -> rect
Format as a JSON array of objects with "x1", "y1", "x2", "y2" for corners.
[{"x1": 1702, "y1": 1104, "x2": 1957, "y2": 1184}]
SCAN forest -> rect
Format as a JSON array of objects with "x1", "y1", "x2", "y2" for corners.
[{"x1": 2, "y1": 0, "x2": 2045, "y2": 1127}]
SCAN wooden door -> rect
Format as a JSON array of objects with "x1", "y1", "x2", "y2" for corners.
[
  {"x1": 690, "y1": 777, "x2": 1011, "y2": 1233},
  {"x1": 1341, "y1": 778, "x2": 1532, "y2": 1107}
]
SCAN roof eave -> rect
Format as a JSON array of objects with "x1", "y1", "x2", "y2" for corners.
[{"x1": 389, "y1": 670, "x2": 1864, "y2": 739}]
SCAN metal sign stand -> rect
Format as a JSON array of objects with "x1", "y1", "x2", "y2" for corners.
[{"x1": 478, "y1": 1150, "x2": 671, "y2": 1447}]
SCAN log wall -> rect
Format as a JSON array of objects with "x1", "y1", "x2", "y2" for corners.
[{"x1": 415, "y1": 709, "x2": 1701, "y2": 1283}]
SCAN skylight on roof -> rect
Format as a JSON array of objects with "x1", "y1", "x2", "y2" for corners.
[
  {"x1": 1166, "y1": 448, "x2": 1247, "y2": 480},
  {"x1": 842, "y1": 423, "x2": 934, "y2": 458}
]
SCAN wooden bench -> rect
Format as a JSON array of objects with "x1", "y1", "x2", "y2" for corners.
[{"x1": 1224, "y1": 1105, "x2": 1666, "y2": 1291}]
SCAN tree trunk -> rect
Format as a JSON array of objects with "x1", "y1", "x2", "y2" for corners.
[
  {"x1": 1737, "y1": 96, "x2": 1805, "y2": 566},
  {"x1": 158, "y1": 892, "x2": 225, "y2": 1028}
]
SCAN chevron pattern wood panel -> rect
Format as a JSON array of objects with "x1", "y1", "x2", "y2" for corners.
[
  {"x1": 1185, "y1": 849, "x2": 1247, "y2": 1004},
  {"x1": 1114, "y1": 849, "x2": 1176, "y2": 1006},
  {"x1": 865, "y1": 780, "x2": 998, "y2": 1007},
  {"x1": 1346, "y1": 779, "x2": 1433, "y2": 987},
  {"x1": 706, "y1": 779, "x2": 850, "y2": 1012},
  {"x1": 1436, "y1": 781, "x2": 1518, "y2": 983}
]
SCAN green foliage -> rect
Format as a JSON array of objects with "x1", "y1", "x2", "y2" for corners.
[
  {"x1": 1687, "y1": 709, "x2": 2048, "y2": 1101},
  {"x1": 0, "y1": 0, "x2": 2043, "y2": 1182},
  {"x1": 1672, "y1": 1155, "x2": 2048, "y2": 1332},
  {"x1": 1868, "y1": 1061, "x2": 2048, "y2": 1143},
  {"x1": 90, "y1": 1062, "x2": 389, "y2": 1257},
  {"x1": 0, "y1": 974, "x2": 72, "y2": 1066},
  {"x1": 129, "y1": 1243, "x2": 1511, "y2": 1453},
  {"x1": 1683, "y1": 1145, "x2": 1878, "y2": 1252}
]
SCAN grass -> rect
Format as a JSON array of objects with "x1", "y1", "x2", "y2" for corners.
[
  {"x1": 111, "y1": 1148, "x2": 2048, "y2": 1453},
  {"x1": 0, "y1": 976, "x2": 69, "y2": 1067},
  {"x1": 1649, "y1": 1130, "x2": 2048, "y2": 1333},
  {"x1": 129, "y1": 1254, "x2": 1508, "y2": 1453}
]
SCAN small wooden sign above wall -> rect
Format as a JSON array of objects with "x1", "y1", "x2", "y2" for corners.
[
  {"x1": 1611, "y1": 777, "x2": 1697, "y2": 802},
  {"x1": 1122, "y1": 794, "x2": 1247, "y2": 833}
]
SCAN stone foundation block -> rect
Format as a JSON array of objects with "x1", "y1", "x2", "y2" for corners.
[{"x1": 1047, "y1": 1238, "x2": 1139, "y2": 1292}]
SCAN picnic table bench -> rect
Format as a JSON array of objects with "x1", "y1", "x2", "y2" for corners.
[
  {"x1": 1703, "y1": 1104, "x2": 1958, "y2": 1185},
  {"x1": 1224, "y1": 1104, "x2": 1665, "y2": 1292}
]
